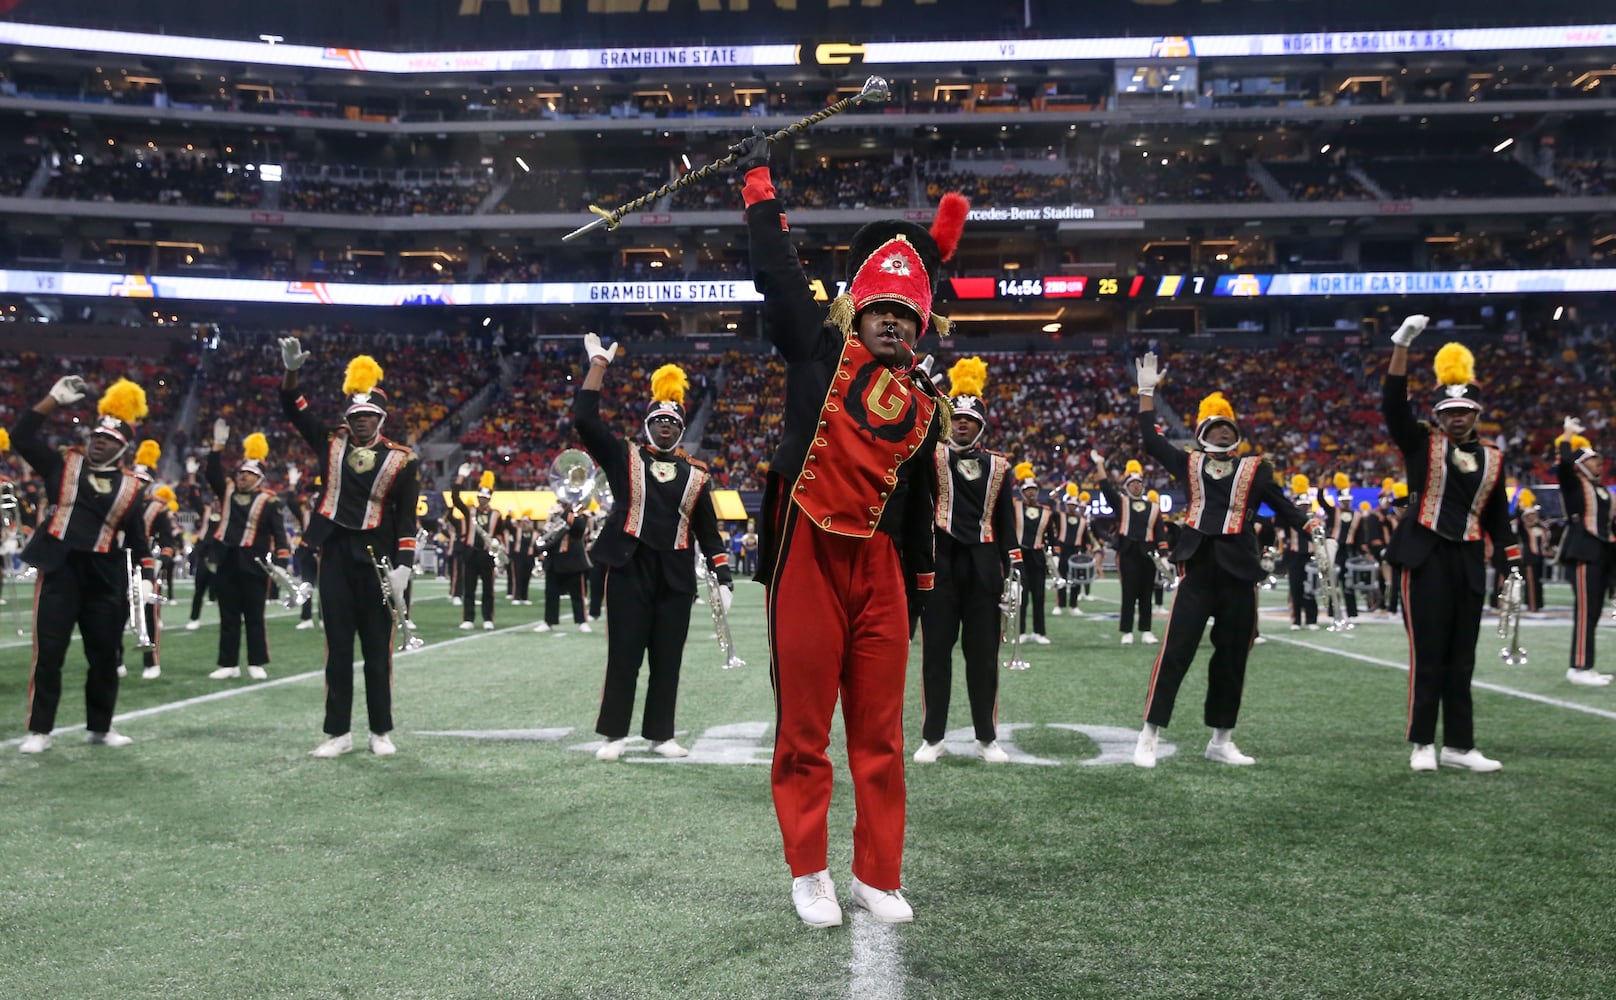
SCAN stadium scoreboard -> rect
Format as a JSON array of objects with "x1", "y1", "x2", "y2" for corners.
[{"x1": 953, "y1": 274, "x2": 1244, "y2": 302}]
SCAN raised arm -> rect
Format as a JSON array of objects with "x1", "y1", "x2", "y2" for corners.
[
  {"x1": 277, "y1": 336, "x2": 330, "y2": 454},
  {"x1": 13, "y1": 377, "x2": 90, "y2": 479},
  {"x1": 573, "y1": 332, "x2": 627, "y2": 462},
  {"x1": 1382, "y1": 315, "x2": 1430, "y2": 454},
  {"x1": 733, "y1": 129, "x2": 831, "y2": 363}
]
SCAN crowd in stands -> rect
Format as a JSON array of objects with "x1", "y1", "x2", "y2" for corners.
[
  {"x1": 42, "y1": 151, "x2": 263, "y2": 208},
  {"x1": 282, "y1": 175, "x2": 491, "y2": 216}
]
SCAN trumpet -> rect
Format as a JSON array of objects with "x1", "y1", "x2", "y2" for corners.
[
  {"x1": 368, "y1": 544, "x2": 424, "y2": 652},
  {"x1": 1000, "y1": 565, "x2": 1030, "y2": 670},
  {"x1": 1150, "y1": 548, "x2": 1178, "y2": 592},
  {"x1": 703, "y1": 561, "x2": 744, "y2": 670},
  {"x1": 125, "y1": 549, "x2": 155, "y2": 651},
  {"x1": 0, "y1": 481, "x2": 18, "y2": 538},
  {"x1": 471, "y1": 517, "x2": 509, "y2": 572},
  {"x1": 257, "y1": 555, "x2": 313, "y2": 610},
  {"x1": 1259, "y1": 545, "x2": 1280, "y2": 590},
  {"x1": 1498, "y1": 567, "x2": 1527, "y2": 665},
  {"x1": 1310, "y1": 525, "x2": 1352, "y2": 632},
  {"x1": 1046, "y1": 548, "x2": 1068, "y2": 590}
]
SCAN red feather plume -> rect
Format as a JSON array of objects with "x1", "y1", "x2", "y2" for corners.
[{"x1": 930, "y1": 192, "x2": 969, "y2": 263}]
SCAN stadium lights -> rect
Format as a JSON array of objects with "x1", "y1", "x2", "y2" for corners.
[
  {"x1": 1493, "y1": 138, "x2": 1515, "y2": 153},
  {"x1": 1319, "y1": 144, "x2": 1331, "y2": 154},
  {"x1": 482, "y1": 316, "x2": 492, "y2": 326},
  {"x1": 1554, "y1": 306, "x2": 1565, "y2": 321},
  {"x1": 515, "y1": 156, "x2": 530, "y2": 173},
  {"x1": 1042, "y1": 323, "x2": 1062, "y2": 333}
]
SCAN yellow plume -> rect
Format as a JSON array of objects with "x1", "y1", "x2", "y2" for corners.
[
  {"x1": 0, "y1": 428, "x2": 9, "y2": 451},
  {"x1": 343, "y1": 355, "x2": 384, "y2": 396},
  {"x1": 1013, "y1": 461, "x2": 1034, "y2": 482},
  {"x1": 1381, "y1": 477, "x2": 1396, "y2": 491},
  {"x1": 479, "y1": 471, "x2": 496, "y2": 490},
  {"x1": 946, "y1": 356, "x2": 988, "y2": 398},
  {"x1": 1332, "y1": 472, "x2": 1350, "y2": 490},
  {"x1": 1147, "y1": 489, "x2": 1159, "y2": 503},
  {"x1": 155, "y1": 485, "x2": 176, "y2": 504},
  {"x1": 1064, "y1": 483, "x2": 1079, "y2": 498},
  {"x1": 1291, "y1": 474, "x2": 1311, "y2": 494},
  {"x1": 1519, "y1": 487, "x2": 1536, "y2": 507},
  {"x1": 650, "y1": 364, "x2": 689, "y2": 406},
  {"x1": 1392, "y1": 482, "x2": 1409, "y2": 499},
  {"x1": 1358, "y1": 501, "x2": 1371, "y2": 512},
  {"x1": 1196, "y1": 391, "x2": 1235, "y2": 425},
  {"x1": 1571, "y1": 434, "x2": 1592, "y2": 453},
  {"x1": 1079, "y1": 491, "x2": 1091, "y2": 503},
  {"x1": 1124, "y1": 460, "x2": 1143, "y2": 476},
  {"x1": 97, "y1": 378, "x2": 149, "y2": 424},
  {"x1": 243, "y1": 433, "x2": 269, "y2": 462},
  {"x1": 135, "y1": 440, "x2": 160, "y2": 468},
  {"x1": 168, "y1": 499, "x2": 179, "y2": 512},
  {"x1": 1433, "y1": 342, "x2": 1475, "y2": 387}
]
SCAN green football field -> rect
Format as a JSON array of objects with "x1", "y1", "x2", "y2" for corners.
[{"x1": 1, "y1": 573, "x2": 1612, "y2": 999}]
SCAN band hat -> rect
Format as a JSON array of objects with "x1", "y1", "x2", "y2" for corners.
[
  {"x1": 1517, "y1": 486, "x2": 1540, "y2": 513},
  {"x1": 826, "y1": 193, "x2": 968, "y2": 340},
  {"x1": 946, "y1": 356, "x2": 989, "y2": 424},
  {"x1": 1123, "y1": 459, "x2": 1145, "y2": 485},
  {"x1": 343, "y1": 355, "x2": 389, "y2": 417},
  {"x1": 132, "y1": 439, "x2": 161, "y2": 483},
  {"x1": 1431, "y1": 343, "x2": 1482, "y2": 413},
  {"x1": 239, "y1": 432, "x2": 269, "y2": 479},
  {"x1": 1014, "y1": 461, "x2": 1037, "y2": 490},
  {"x1": 477, "y1": 470, "x2": 495, "y2": 499},
  {"x1": 94, "y1": 378, "x2": 148, "y2": 448},
  {"x1": 646, "y1": 364, "x2": 689, "y2": 427},
  {"x1": 1194, "y1": 392, "x2": 1241, "y2": 450}
]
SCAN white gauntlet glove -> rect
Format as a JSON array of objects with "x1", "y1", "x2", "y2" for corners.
[
  {"x1": 1564, "y1": 416, "x2": 1585, "y2": 437},
  {"x1": 279, "y1": 336, "x2": 310, "y2": 371},
  {"x1": 388, "y1": 565, "x2": 412, "y2": 598},
  {"x1": 287, "y1": 465, "x2": 301, "y2": 487},
  {"x1": 457, "y1": 462, "x2": 472, "y2": 479},
  {"x1": 1089, "y1": 449, "x2": 1106, "y2": 468},
  {"x1": 211, "y1": 418, "x2": 229, "y2": 449},
  {"x1": 139, "y1": 579, "x2": 157, "y2": 605},
  {"x1": 185, "y1": 456, "x2": 199, "y2": 475},
  {"x1": 719, "y1": 584, "x2": 734, "y2": 614},
  {"x1": 1134, "y1": 352, "x2": 1164, "y2": 397},
  {"x1": 48, "y1": 375, "x2": 88, "y2": 406},
  {"x1": 1390, "y1": 314, "x2": 1428, "y2": 348},
  {"x1": 584, "y1": 332, "x2": 618, "y2": 365}
]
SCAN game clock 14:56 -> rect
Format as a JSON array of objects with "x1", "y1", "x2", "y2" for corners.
[{"x1": 996, "y1": 277, "x2": 1043, "y2": 298}]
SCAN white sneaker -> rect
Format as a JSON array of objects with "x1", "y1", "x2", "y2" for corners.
[
  {"x1": 1409, "y1": 744, "x2": 1438, "y2": 772},
  {"x1": 1133, "y1": 728, "x2": 1158, "y2": 768},
  {"x1": 296, "y1": 620, "x2": 316, "y2": 630},
  {"x1": 850, "y1": 876, "x2": 913, "y2": 924},
  {"x1": 650, "y1": 739, "x2": 689, "y2": 758},
  {"x1": 913, "y1": 740, "x2": 944, "y2": 763},
  {"x1": 310, "y1": 733, "x2": 353, "y2": 758},
  {"x1": 1307, "y1": 623, "x2": 1320, "y2": 631},
  {"x1": 1290, "y1": 623, "x2": 1301, "y2": 631},
  {"x1": 368, "y1": 732, "x2": 397, "y2": 756},
  {"x1": 247, "y1": 666, "x2": 268, "y2": 680},
  {"x1": 458, "y1": 621, "x2": 474, "y2": 631},
  {"x1": 116, "y1": 664, "x2": 127, "y2": 678},
  {"x1": 595, "y1": 738, "x2": 627, "y2": 761},
  {"x1": 791, "y1": 870, "x2": 843, "y2": 928},
  {"x1": 578, "y1": 622, "x2": 592, "y2": 633},
  {"x1": 1120, "y1": 633, "x2": 1135, "y2": 646},
  {"x1": 1032, "y1": 633, "x2": 1052, "y2": 646},
  {"x1": 532, "y1": 622, "x2": 551, "y2": 633},
  {"x1": 208, "y1": 667, "x2": 240, "y2": 680},
  {"x1": 976, "y1": 739, "x2": 1010, "y2": 763},
  {"x1": 19, "y1": 732, "x2": 51, "y2": 754},
  {"x1": 1050, "y1": 607, "x2": 1063, "y2": 616},
  {"x1": 142, "y1": 665, "x2": 161, "y2": 680},
  {"x1": 1141, "y1": 632, "x2": 1157, "y2": 645},
  {"x1": 1253, "y1": 635, "x2": 1268, "y2": 645},
  {"x1": 1204, "y1": 739, "x2": 1256, "y2": 766},
  {"x1": 1566, "y1": 668, "x2": 1613, "y2": 687},
  {"x1": 482, "y1": 620, "x2": 495, "y2": 630},
  {"x1": 184, "y1": 620, "x2": 201, "y2": 631},
  {"x1": 1440, "y1": 747, "x2": 1502, "y2": 772},
  {"x1": 86, "y1": 730, "x2": 134, "y2": 747},
  {"x1": 404, "y1": 619, "x2": 417, "y2": 631}
]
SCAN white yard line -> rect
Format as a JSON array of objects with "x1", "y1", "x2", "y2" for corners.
[{"x1": 849, "y1": 912, "x2": 906, "y2": 1000}]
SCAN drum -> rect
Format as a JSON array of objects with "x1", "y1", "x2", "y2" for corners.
[
  {"x1": 1067, "y1": 553, "x2": 1097, "y2": 586},
  {"x1": 1344, "y1": 556, "x2": 1379, "y2": 596}
]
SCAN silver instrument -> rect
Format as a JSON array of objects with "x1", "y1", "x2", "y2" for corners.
[
  {"x1": 1498, "y1": 567, "x2": 1527, "y2": 665},
  {"x1": 1046, "y1": 548, "x2": 1067, "y2": 590},
  {"x1": 0, "y1": 482, "x2": 18, "y2": 539},
  {"x1": 1310, "y1": 525, "x2": 1352, "y2": 632},
  {"x1": 1000, "y1": 565, "x2": 1029, "y2": 670},
  {"x1": 1259, "y1": 545, "x2": 1280, "y2": 590},
  {"x1": 368, "y1": 544, "x2": 424, "y2": 652},
  {"x1": 470, "y1": 512, "x2": 508, "y2": 572},
  {"x1": 1150, "y1": 549, "x2": 1178, "y2": 592},
  {"x1": 257, "y1": 555, "x2": 313, "y2": 610},
  {"x1": 592, "y1": 467, "x2": 614, "y2": 517},
  {"x1": 703, "y1": 561, "x2": 744, "y2": 670},
  {"x1": 125, "y1": 549, "x2": 155, "y2": 651},
  {"x1": 539, "y1": 448, "x2": 600, "y2": 553}
]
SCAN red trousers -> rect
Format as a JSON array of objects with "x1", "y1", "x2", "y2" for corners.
[{"x1": 766, "y1": 504, "x2": 910, "y2": 891}]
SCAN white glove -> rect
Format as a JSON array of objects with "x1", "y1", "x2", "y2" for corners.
[
  {"x1": 916, "y1": 355, "x2": 946, "y2": 390},
  {"x1": 211, "y1": 418, "x2": 229, "y2": 448},
  {"x1": 138, "y1": 579, "x2": 157, "y2": 605},
  {"x1": 1090, "y1": 449, "x2": 1106, "y2": 468},
  {"x1": 457, "y1": 462, "x2": 472, "y2": 479},
  {"x1": 388, "y1": 565, "x2": 412, "y2": 598},
  {"x1": 48, "y1": 375, "x2": 88, "y2": 406},
  {"x1": 287, "y1": 465, "x2": 301, "y2": 487},
  {"x1": 584, "y1": 332, "x2": 618, "y2": 365},
  {"x1": 1564, "y1": 416, "x2": 1585, "y2": 437},
  {"x1": 1134, "y1": 353, "x2": 1164, "y2": 397},
  {"x1": 185, "y1": 456, "x2": 199, "y2": 474},
  {"x1": 719, "y1": 584, "x2": 734, "y2": 614},
  {"x1": 1390, "y1": 314, "x2": 1428, "y2": 347},
  {"x1": 279, "y1": 336, "x2": 310, "y2": 371}
]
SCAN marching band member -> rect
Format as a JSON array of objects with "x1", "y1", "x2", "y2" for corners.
[
  {"x1": 1554, "y1": 419, "x2": 1614, "y2": 686},
  {"x1": 509, "y1": 515, "x2": 537, "y2": 606},
  {"x1": 1348, "y1": 499, "x2": 1386, "y2": 614},
  {"x1": 1283, "y1": 475, "x2": 1320, "y2": 631},
  {"x1": 1382, "y1": 318, "x2": 1521, "y2": 772},
  {"x1": 1131, "y1": 356, "x2": 1315, "y2": 768},
  {"x1": 203, "y1": 423, "x2": 291, "y2": 681},
  {"x1": 535, "y1": 499, "x2": 591, "y2": 633},
  {"x1": 183, "y1": 475, "x2": 220, "y2": 631},
  {"x1": 280, "y1": 342, "x2": 420, "y2": 758},
  {"x1": 1052, "y1": 486, "x2": 1094, "y2": 614},
  {"x1": 287, "y1": 467, "x2": 319, "y2": 629},
  {"x1": 1092, "y1": 453, "x2": 1161, "y2": 645},
  {"x1": 452, "y1": 470, "x2": 501, "y2": 631},
  {"x1": 736, "y1": 128, "x2": 956, "y2": 926},
  {"x1": 1013, "y1": 464, "x2": 1053, "y2": 645},
  {"x1": 1318, "y1": 473, "x2": 1359, "y2": 623},
  {"x1": 915, "y1": 357, "x2": 1019, "y2": 765},
  {"x1": 124, "y1": 442, "x2": 179, "y2": 680},
  {"x1": 11, "y1": 376, "x2": 156, "y2": 753},
  {"x1": 572, "y1": 346, "x2": 732, "y2": 761},
  {"x1": 585, "y1": 506, "x2": 609, "y2": 623},
  {"x1": 1511, "y1": 489, "x2": 1546, "y2": 613}
]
